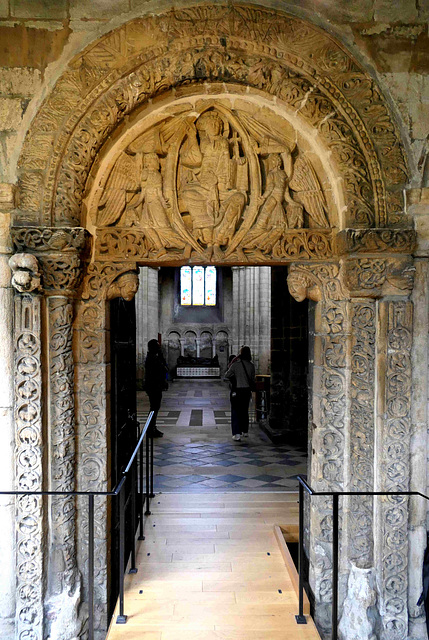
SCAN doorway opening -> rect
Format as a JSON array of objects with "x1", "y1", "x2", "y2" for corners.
[{"x1": 125, "y1": 265, "x2": 310, "y2": 494}]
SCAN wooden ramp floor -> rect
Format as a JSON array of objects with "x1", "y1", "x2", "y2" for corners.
[{"x1": 106, "y1": 492, "x2": 320, "y2": 640}]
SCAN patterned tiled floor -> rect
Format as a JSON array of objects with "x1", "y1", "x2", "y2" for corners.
[{"x1": 137, "y1": 379, "x2": 307, "y2": 493}]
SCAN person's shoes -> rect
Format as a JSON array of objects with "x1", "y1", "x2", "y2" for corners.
[
  {"x1": 241, "y1": 432, "x2": 249, "y2": 437},
  {"x1": 151, "y1": 429, "x2": 164, "y2": 438},
  {"x1": 232, "y1": 434, "x2": 241, "y2": 441}
]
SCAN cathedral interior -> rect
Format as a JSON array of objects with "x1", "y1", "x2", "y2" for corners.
[{"x1": 0, "y1": 1, "x2": 429, "y2": 639}]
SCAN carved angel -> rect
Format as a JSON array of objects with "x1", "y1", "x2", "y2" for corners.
[
  {"x1": 289, "y1": 154, "x2": 329, "y2": 228},
  {"x1": 97, "y1": 152, "x2": 139, "y2": 227},
  {"x1": 243, "y1": 153, "x2": 288, "y2": 254},
  {"x1": 235, "y1": 110, "x2": 330, "y2": 229},
  {"x1": 130, "y1": 153, "x2": 185, "y2": 257}
]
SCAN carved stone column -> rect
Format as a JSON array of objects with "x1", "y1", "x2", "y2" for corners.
[
  {"x1": 9, "y1": 254, "x2": 44, "y2": 640},
  {"x1": 0, "y1": 184, "x2": 15, "y2": 639},
  {"x1": 42, "y1": 243, "x2": 87, "y2": 638},
  {"x1": 10, "y1": 227, "x2": 88, "y2": 640}
]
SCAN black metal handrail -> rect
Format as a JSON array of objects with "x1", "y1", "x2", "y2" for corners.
[
  {"x1": 0, "y1": 410, "x2": 155, "y2": 640},
  {"x1": 296, "y1": 475, "x2": 429, "y2": 640}
]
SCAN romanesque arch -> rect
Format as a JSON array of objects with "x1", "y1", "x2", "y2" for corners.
[{"x1": 8, "y1": 5, "x2": 419, "y2": 640}]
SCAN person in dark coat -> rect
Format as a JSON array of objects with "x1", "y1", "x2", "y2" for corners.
[
  {"x1": 145, "y1": 339, "x2": 168, "y2": 438},
  {"x1": 224, "y1": 345, "x2": 256, "y2": 441}
]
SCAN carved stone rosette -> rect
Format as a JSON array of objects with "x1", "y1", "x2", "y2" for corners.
[{"x1": 14, "y1": 292, "x2": 44, "y2": 640}]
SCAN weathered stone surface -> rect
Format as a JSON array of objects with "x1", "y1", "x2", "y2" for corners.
[
  {"x1": 0, "y1": 97, "x2": 25, "y2": 130},
  {"x1": 374, "y1": 0, "x2": 418, "y2": 23},
  {"x1": 0, "y1": 68, "x2": 42, "y2": 96},
  {"x1": 0, "y1": 0, "x2": 7, "y2": 19},
  {"x1": 338, "y1": 565, "x2": 378, "y2": 640},
  {"x1": 70, "y1": 0, "x2": 129, "y2": 19},
  {"x1": 0, "y1": 24, "x2": 70, "y2": 70},
  {"x1": 10, "y1": 0, "x2": 68, "y2": 19}
]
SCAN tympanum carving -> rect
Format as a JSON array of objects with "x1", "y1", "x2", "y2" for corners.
[{"x1": 95, "y1": 106, "x2": 331, "y2": 263}]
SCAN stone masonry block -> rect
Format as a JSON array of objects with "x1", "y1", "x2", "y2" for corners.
[
  {"x1": 0, "y1": 0, "x2": 7, "y2": 19},
  {"x1": 70, "y1": 0, "x2": 130, "y2": 20},
  {"x1": 0, "y1": 97, "x2": 24, "y2": 130},
  {"x1": 0, "y1": 132, "x2": 18, "y2": 181},
  {"x1": 0, "y1": 68, "x2": 42, "y2": 97},
  {"x1": 11, "y1": 0, "x2": 68, "y2": 19},
  {"x1": 374, "y1": 0, "x2": 418, "y2": 23}
]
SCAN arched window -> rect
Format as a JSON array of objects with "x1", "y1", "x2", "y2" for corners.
[{"x1": 180, "y1": 266, "x2": 217, "y2": 306}]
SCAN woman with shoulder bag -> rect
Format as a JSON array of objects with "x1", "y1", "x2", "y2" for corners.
[{"x1": 224, "y1": 346, "x2": 256, "y2": 441}]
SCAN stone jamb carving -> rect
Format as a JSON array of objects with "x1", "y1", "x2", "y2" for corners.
[
  {"x1": 349, "y1": 300, "x2": 376, "y2": 569},
  {"x1": 45, "y1": 295, "x2": 84, "y2": 638},
  {"x1": 13, "y1": 290, "x2": 44, "y2": 640},
  {"x1": 74, "y1": 260, "x2": 138, "y2": 633},
  {"x1": 377, "y1": 301, "x2": 413, "y2": 640},
  {"x1": 288, "y1": 262, "x2": 348, "y2": 633},
  {"x1": 16, "y1": 6, "x2": 408, "y2": 231},
  {"x1": 341, "y1": 257, "x2": 415, "y2": 298}
]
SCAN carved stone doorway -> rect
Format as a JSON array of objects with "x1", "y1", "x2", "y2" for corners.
[{"x1": 9, "y1": 5, "x2": 418, "y2": 640}]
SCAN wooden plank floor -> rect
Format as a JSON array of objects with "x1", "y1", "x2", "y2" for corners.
[{"x1": 106, "y1": 492, "x2": 320, "y2": 640}]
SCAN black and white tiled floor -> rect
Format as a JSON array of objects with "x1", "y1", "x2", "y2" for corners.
[{"x1": 137, "y1": 379, "x2": 307, "y2": 493}]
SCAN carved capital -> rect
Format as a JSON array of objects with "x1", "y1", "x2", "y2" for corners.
[
  {"x1": 81, "y1": 261, "x2": 138, "y2": 303},
  {"x1": 9, "y1": 253, "x2": 42, "y2": 293},
  {"x1": 336, "y1": 229, "x2": 417, "y2": 255},
  {"x1": 10, "y1": 227, "x2": 90, "y2": 295},
  {"x1": 287, "y1": 262, "x2": 346, "y2": 303},
  {"x1": 341, "y1": 257, "x2": 415, "y2": 298},
  {"x1": 11, "y1": 226, "x2": 89, "y2": 253}
]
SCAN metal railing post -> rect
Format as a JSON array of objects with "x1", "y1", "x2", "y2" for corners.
[
  {"x1": 129, "y1": 464, "x2": 138, "y2": 574},
  {"x1": 138, "y1": 432, "x2": 145, "y2": 540},
  {"x1": 332, "y1": 493, "x2": 339, "y2": 640},
  {"x1": 88, "y1": 494, "x2": 95, "y2": 640},
  {"x1": 145, "y1": 434, "x2": 151, "y2": 516},
  {"x1": 295, "y1": 480, "x2": 307, "y2": 624},
  {"x1": 116, "y1": 487, "x2": 127, "y2": 624},
  {"x1": 150, "y1": 433, "x2": 154, "y2": 498}
]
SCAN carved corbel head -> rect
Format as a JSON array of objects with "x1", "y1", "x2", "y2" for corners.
[
  {"x1": 287, "y1": 269, "x2": 322, "y2": 303},
  {"x1": 9, "y1": 253, "x2": 42, "y2": 293},
  {"x1": 106, "y1": 271, "x2": 139, "y2": 301}
]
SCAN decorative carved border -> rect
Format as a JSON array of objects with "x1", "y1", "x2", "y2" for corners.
[
  {"x1": 14, "y1": 293, "x2": 44, "y2": 640},
  {"x1": 349, "y1": 300, "x2": 376, "y2": 568},
  {"x1": 336, "y1": 229, "x2": 416, "y2": 255},
  {"x1": 16, "y1": 5, "x2": 408, "y2": 230},
  {"x1": 379, "y1": 301, "x2": 412, "y2": 640},
  {"x1": 95, "y1": 227, "x2": 335, "y2": 263}
]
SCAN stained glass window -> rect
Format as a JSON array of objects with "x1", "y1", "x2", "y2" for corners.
[
  {"x1": 180, "y1": 266, "x2": 192, "y2": 305},
  {"x1": 180, "y1": 266, "x2": 217, "y2": 306},
  {"x1": 205, "y1": 266, "x2": 216, "y2": 306},
  {"x1": 192, "y1": 266, "x2": 205, "y2": 305}
]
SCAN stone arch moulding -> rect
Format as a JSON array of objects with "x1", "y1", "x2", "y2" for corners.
[{"x1": 15, "y1": 3, "x2": 413, "y2": 243}]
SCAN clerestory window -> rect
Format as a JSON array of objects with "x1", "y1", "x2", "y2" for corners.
[{"x1": 180, "y1": 266, "x2": 217, "y2": 306}]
